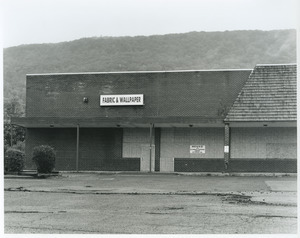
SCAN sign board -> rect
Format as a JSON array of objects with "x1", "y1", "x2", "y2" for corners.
[
  {"x1": 190, "y1": 145, "x2": 205, "y2": 154},
  {"x1": 224, "y1": 146, "x2": 229, "y2": 153},
  {"x1": 100, "y1": 94, "x2": 144, "y2": 106}
]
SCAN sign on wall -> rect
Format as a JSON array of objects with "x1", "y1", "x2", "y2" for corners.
[
  {"x1": 100, "y1": 94, "x2": 144, "y2": 106},
  {"x1": 190, "y1": 145, "x2": 205, "y2": 154}
]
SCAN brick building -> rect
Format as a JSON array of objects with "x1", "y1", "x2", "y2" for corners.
[{"x1": 12, "y1": 64, "x2": 297, "y2": 173}]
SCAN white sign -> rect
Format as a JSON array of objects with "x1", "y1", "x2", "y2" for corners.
[
  {"x1": 100, "y1": 94, "x2": 144, "y2": 106},
  {"x1": 224, "y1": 146, "x2": 229, "y2": 153},
  {"x1": 190, "y1": 145, "x2": 205, "y2": 154}
]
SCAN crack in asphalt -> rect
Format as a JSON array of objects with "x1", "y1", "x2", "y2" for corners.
[
  {"x1": 254, "y1": 215, "x2": 297, "y2": 218},
  {"x1": 5, "y1": 210, "x2": 67, "y2": 214},
  {"x1": 144, "y1": 211, "x2": 298, "y2": 219},
  {"x1": 4, "y1": 187, "x2": 296, "y2": 207},
  {"x1": 4, "y1": 225, "x2": 108, "y2": 234},
  {"x1": 200, "y1": 212, "x2": 297, "y2": 219}
]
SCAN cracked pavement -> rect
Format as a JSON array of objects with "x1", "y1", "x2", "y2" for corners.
[{"x1": 4, "y1": 173, "x2": 298, "y2": 234}]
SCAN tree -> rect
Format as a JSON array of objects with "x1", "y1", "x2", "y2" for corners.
[
  {"x1": 4, "y1": 95, "x2": 25, "y2": 121},
  {"x1": 4, "y1": 123, "x2": 25, "y2": 149},
  {"x1": 3, "y1": 96, "x2": 26, "y2": 149}
]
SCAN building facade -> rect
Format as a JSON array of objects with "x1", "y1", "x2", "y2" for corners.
[{"x1": 12, "y1": 64, "x2": 297, "y2": 173}]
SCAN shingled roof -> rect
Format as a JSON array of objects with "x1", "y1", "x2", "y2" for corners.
[{"x1": 225, "y1": 64, "x2": 297, "y2": 122}]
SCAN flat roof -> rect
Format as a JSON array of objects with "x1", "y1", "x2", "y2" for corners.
[{"x1": 26, "y1": 68, "x2": 252, "y2": 76}]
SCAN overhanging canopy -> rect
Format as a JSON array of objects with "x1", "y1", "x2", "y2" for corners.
[{"x1": 11, "y1": 116, "x2": 226, "y2": 128}]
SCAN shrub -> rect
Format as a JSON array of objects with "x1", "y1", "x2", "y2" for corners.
[
  {"x1": 32, "y1": 145, "x2": 56, "y2": 173},
  {"x1": 4, "y1": 148, "x2": 25, "y2": 173}
]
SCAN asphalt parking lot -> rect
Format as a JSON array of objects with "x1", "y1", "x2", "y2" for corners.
[{"x1": 4, "y1": 173, "x2": 298, "y2": 234}]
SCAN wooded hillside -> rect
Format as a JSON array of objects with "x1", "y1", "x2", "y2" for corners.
[{"x1": 3, "y1": 29, "x2": 296, "y2": 118}]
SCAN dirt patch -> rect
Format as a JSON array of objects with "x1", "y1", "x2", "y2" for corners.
[
  {"x1": 5, "y1": 187, "x2": 31, "y2": 192},
  {"x1": 219, "y1": 193, "x2": 296, "y2": 207},
  {"x1": 145, "y1": 205, "x2": 185, "y2": 215},
  {"x1": 164, "y1": 206, "x2": 184, "y2": 210},
  {"x1": 219, "y1": 194, "x2": 252, "y2": 204}
]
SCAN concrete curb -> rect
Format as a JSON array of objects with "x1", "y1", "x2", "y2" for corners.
[
  {"x1": 59, "y1": 171, "x2": 297, "y2": 177},
  {"x1": 4, "y1": 172, "x2": 61, "y2": 179},
  {"x1": 176, "y1": 172, "x2": 297, "y2": 177},
  {"x1": 4, "y1": 171, "x2": 297, "y2": 179}
]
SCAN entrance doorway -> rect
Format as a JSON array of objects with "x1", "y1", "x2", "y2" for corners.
[{"x1": 140, "y1": 144, "x2": 155, "y2": 172}]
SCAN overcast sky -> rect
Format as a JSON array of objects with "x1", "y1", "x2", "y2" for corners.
[{"x1": 1, "y1": 0, "x2": 299, "y2": 48}]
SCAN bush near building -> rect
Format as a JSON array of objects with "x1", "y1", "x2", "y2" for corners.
[
  {"x1": 32, "y1": 145, "x2": 56, "y2": 173},
  {"x1": 4, "y1": 148, "x2": 25, "y2": 173}
]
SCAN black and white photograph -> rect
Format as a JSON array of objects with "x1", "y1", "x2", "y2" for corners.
[{"x1": 1, "y1": 0, "x2": 299, "y2": 236}]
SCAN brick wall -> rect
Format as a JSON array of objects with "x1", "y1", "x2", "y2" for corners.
[
  {"x1": 26, "y1": 128, "x2": 140, "y2": 171},
  {"x1": 78, "y1": 128, "x2": 123, "y2": 171},
  {"x1": 26, "y1": 128, "x2": 77, "y2": 170},
  {"x1": 26, "y1": 70, "x2": 251, "y2": 119}
]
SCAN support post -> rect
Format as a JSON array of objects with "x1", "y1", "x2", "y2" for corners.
[
  {"x1": 76, "y1": 124, "x2": 80, "y2": 172},
  {"x1": 149, "y1": 123, "x2": 154, "y2": 172},
  {"x1": 224, "y1": 123, "x2": 230, "y2": 170}
]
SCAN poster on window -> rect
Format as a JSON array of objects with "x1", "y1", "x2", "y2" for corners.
[{"x1": 190, "y1": 145, "x2": 205, "y2": 154}]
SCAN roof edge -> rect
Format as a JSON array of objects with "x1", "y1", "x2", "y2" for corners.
[
  {"x1": 26, "y1": 68, "x2": 253, "y2": 76},
  {"x1": 255, "y1": 63, "x2": 297, "y2": 66}
]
